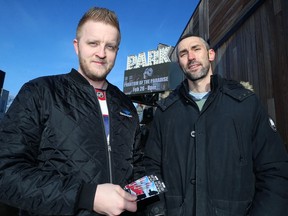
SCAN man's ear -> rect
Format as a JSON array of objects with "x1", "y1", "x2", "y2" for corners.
[
  {"x1": 208, "y1": 49, "x2": 215, "y2": 61},
  {"x1": 73, "y1": 39, "x2": 79, "y2": 55}
]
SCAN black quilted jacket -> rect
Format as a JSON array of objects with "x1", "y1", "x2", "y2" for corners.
[{"x1": 0, "y1": 69, "x2": 143, "y2": 215}]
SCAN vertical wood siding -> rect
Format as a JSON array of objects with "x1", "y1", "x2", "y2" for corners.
[{"x1": 171, "y1": 0, "x2": 288, "y2": 147}]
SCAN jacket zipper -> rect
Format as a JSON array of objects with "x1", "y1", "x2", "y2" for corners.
[
  {"x1": 107, "y1": 138, "x2": 113, "y2": 183},
  {"x1": 105, "y1": 92, "x2": 113, "y2": 183},
  {"x1": 94, "y1": 88, "x2": 113, "y2": 183}
]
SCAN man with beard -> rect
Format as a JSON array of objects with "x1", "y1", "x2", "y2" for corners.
[
  {"x1": 143, "y1": 34, "x2": 288, "y2": 215},
  {"x1": 0, "y1": 7, "x2": 144, "y2": 216}
]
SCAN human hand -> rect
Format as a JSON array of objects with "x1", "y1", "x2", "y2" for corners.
[{"x1": 93, "y1": 183, "x2": 137, "y2": 216}]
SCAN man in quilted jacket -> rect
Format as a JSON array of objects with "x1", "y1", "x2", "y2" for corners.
[{"x1": 0, "y1": 7, "x2": 143, "y2": 216}]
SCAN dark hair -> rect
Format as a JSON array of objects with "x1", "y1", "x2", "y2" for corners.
[{"x1": 177, "y1": 33, "x2": 210, "y2": 50}]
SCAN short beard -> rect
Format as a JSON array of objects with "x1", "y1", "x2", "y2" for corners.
[
  {"x1": 79, "y1": 59, "x2": 108, "y2": 82},
  {"x1": 184, "y1": 66, "x2": 209, "y2": 82}
]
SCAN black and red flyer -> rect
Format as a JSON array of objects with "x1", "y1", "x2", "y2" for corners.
[{"x1": 124, "y1": 175, "x2": 167, "y2": 201}]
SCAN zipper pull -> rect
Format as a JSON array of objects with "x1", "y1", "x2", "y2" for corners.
[
  {"x1": 107, "y1": 135, "x2": 111, "y2": 152},
  {"x1": 107, "y1": 144, "x2": 111, "y2": 152}
]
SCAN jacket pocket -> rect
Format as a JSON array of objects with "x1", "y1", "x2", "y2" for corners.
[
  {"x1": 211, "y1": 199, "x2": 252, "y2": 216},
  {"x1": 165, "y1": 195, "x2": 184, "y2": 216},
  {"x1": 233, "y1": 120, "x2": 248, "y2": 167}
]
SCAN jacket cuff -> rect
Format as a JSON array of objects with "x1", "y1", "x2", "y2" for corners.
[{"x1": 77, "y1": 183, "x2": 97, "y2": 211}]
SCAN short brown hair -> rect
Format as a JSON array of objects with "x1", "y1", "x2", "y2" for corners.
[
  {"x1": 176, "y1": 34, "x2": 210, "y2": 61},
  {"x1": 76, "y1": 7, "x2": 121, "y2": 44}
]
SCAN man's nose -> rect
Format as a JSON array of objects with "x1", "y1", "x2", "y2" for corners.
[
  {"x1": 95, "y1": 45, "x2": 106, "y2": 58},
  {"x1": 188, "y1": 51, "x2": 196, "y2": 60}
]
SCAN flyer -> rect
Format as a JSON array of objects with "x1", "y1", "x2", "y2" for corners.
[{"x1": 124, "y1": 175, "x2": 167, "y2": 201}]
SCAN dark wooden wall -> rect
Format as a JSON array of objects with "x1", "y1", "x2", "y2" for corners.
[
  {"x1": 211, "y1": 0, "x2": 288, "y2": 147},
  {"x1": 171, "y1": 0, "x2": 288, "y2": 147}
]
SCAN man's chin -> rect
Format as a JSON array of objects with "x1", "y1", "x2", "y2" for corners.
[
  {"x1": 186, "y1": 73, "x2": 207, "y2": 82},
  {"x1": 90, "y1": 75, "x2": 107, "y2": 82}
]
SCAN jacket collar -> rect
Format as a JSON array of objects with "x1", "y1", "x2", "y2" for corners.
[
  {"x1": 68, "y1": 68, "x2": 91, "y2": 86},
  {"x1": 68, "y1": 68, "x2": 110, "y2": 90},
  {"x1": 157, "y1": 74, "x2": 223, "y2": 111},
  {"x1": 180, "y1": 74, "x2": 222, "y2": 94}
]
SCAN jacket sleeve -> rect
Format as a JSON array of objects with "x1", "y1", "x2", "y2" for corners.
[
  {"x1": 0, "y1": 82, "x2": 84, "y2": 215},
  {"x1": 143, "y1": 109, "x2": 162, "y2": 177},
  {"x1": 141, "y1": 108, "x2": 166, "y2": 216},
  {"x1": 133, "y1": 123, "x2": 146, "y2": 181},
  {"x1": 249, "y1": 103, "x2": 288, "y2": 216}
]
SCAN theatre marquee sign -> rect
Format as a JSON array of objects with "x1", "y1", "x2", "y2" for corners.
[
  {"x1": 123, "y1": 44, "x2": 183, "y2": 95},
  {"x1": 126, "y1": 45, "x2": 172, "y2": 70}
]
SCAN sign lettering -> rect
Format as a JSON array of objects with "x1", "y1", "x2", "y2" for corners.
[{"x1": 126, "y1": 46, "x2": 172, "y2": 70}]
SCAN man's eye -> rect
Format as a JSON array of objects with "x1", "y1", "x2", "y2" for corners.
[
  {"x1": 180, "y1": 53, "x2": 187, "y2": 57},
  {"x1": 193, "y1": 47, "x2": 202, "y2": 51},
  {"x1": 106, "y1": 45, "x2": 117, "y2": 51},
  {"x1": 88, "y1": 42, "x2": 98, "y2": 47}
]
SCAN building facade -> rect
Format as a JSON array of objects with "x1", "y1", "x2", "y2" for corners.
[
  {"x1": 0, "y1": 70, "x2": 9, "y2": 121},
  {"x1": 170, "y1": 0, "x2": 288, "y2": 147},
  {"x1": 0, "y1": 89, "x2": 9, "y2": 121}
]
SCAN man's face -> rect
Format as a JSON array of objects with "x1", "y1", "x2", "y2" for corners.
[
  {"x1": 177, "y1": 36, "x2": 214, "y2": 82},
  {"x1": 73, "y1": 20, "x2": 119, "y2": 82}
]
